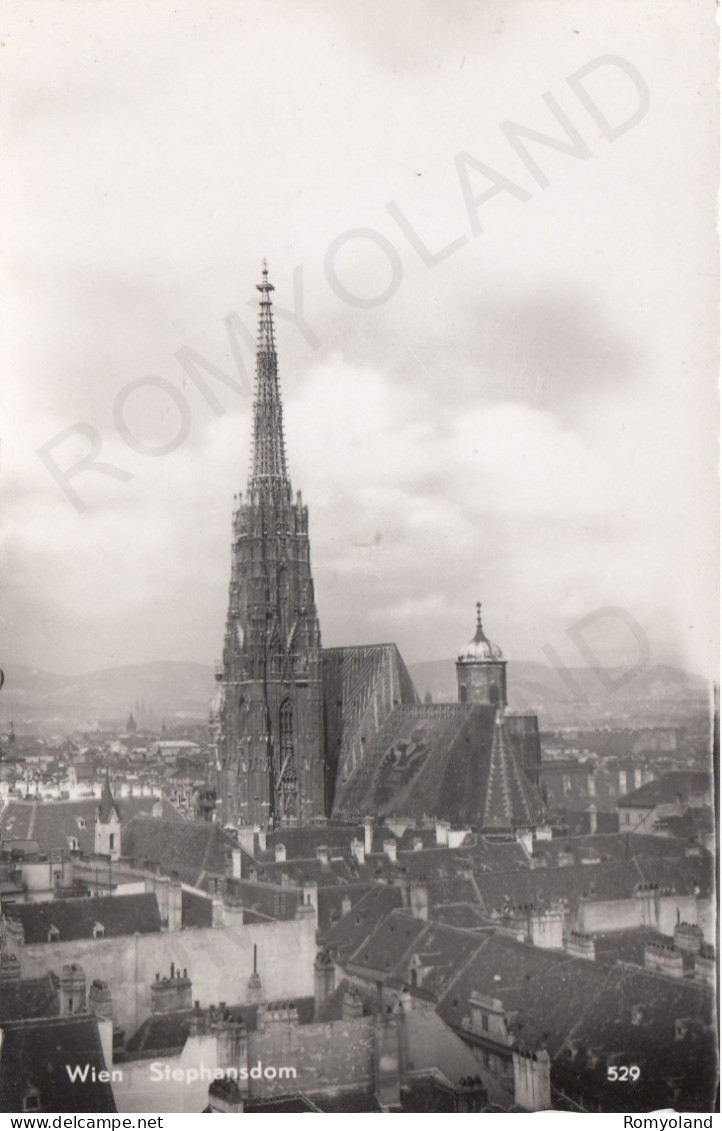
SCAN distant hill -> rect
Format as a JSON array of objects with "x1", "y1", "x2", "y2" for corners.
[
  {"x1": 0, "y1": 657, "x2": 711, "y2": 736},
  {"x1": 408, "y1": 658, "x2": 712, "y2": 731},
  {"x1": 0, "y1": 662, "x2": 216, "y2": 734}
]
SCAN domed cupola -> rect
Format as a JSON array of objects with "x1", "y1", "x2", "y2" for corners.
[
  {"x1": 456, "y1": 602, "x2": 507, "y2": 707},
  {"x1": 458, "y1": 603, "x2": 504, "y2": 664}
]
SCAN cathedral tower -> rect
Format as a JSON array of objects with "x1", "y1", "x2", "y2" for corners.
[
  {"x1": 456, "y1": 602, "x2": 507, "y2": 708},
  {"x1": 215, "y1": 264, "x2": 325, "y2": 829}
]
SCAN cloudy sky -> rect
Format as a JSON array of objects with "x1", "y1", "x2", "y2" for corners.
[{"x1": 1, "y1": 0, "x2": 718, "y2": 680}]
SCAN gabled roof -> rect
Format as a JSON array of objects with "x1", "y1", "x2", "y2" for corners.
[
  {"x1": 6, "y1": 892, "x2": 162, "y2": 944},
  {"x1": 0, "y1": 794, "x2": 182, "y2": 856},
  {"x1": 0, "y1": 1015, "x2": 116, "y2": 1113},
  {"x1": 121, "y1": 815, "x2": 248, "y2": 889},
  {"x1": 618, "y1": 771, "x2": 712, "y2": 809},
  {"x1": 321, "y1": 885, "x2": 404, "y2": 961},
  {"x1": 0, "y1": 972, "x2": 59, "y2": 1021}
]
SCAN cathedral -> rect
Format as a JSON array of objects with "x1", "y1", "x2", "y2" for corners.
[{"x1": 212, "y1": 266, "x2": 548, "y2": 833}]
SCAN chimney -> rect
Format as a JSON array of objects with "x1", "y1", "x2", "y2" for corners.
[
  {"x1": 212, "y1": 894, "x2": 225, "y2": 927},
  {"x1": 152, "y1": 798, "x2": 163, "y2": 819},
  {"x1": 409, "y1": 879, "x2": 429, "y2": 921},
  {"x1": 374, "y1": 1013, "x2": 401, "y2": 1110},
  {"x1": 248, "y1": 943, "x2": 263, "y2": 1004},
  {"x1": 673, "y1": 921, "x2": 703, "y2": 954},
  {"x1": 150, "y1": 964, "x2": 193, "y2": 1013},
  {"x1": 59, "y1": 964, "x2": 87, "y2": 1015},
  {"x1": 274, "y1": 843, "x2": 287, "y2": 863},
  {"x1": 316, "y1": 845, "x2": 329, "y2": 865},
  {"x1": 342, "y1": 986, "x2": 364, "y2": 1022},
  {"x1": 363, "y1": 818, "x2": 374, "y2": 855},
  {"x1": 0, "y1": 953, "x2": 21, "y2": 985},
  {"x1": 644, "y1": 942, "x2": 683, "y2": 978},
  {"x1": 513, "y1": 1048, "x2": 552, "y2": 1112},
  {"x1": 434, "y1": 820, "x2": 450, "y2": 847},
  {"x1": 257, "y1": 828, "x2": 267, "y2": 852},
  {"x1": 88, "y1": 978, "x2": 114, "y2": 1022},
  {"x1": 231, "y1": 847, "x2": 242, "y2": 879},
  {"x1": 383, "y1": 839, "x2": 397, "y2": 864},
  {"x1": 565, "y1": 931, "x2": 595, "y2": 961},
  {"x1": 313, "y1": 949, "x2": 336, "y2": 1018},
  {"x1": 695, "y1": 947, "x2": 715, "y2": 986},
  {"x1": 350, "y1": 838, "x2": 366, "y2": 866},
  {"x1": 587, "y1": 804, "x2": 597, "y2": 835},
  {"x1": 412, "y1": 837, "x2": 423, "y2": 852},
  {"x1": 167, "y1": 872, "x2": 182, "y2": 932},
  {"x1": 237, "y1": 826, "x2": 255, "y2": 857},
  {"x1": 207, "y1": 1078, "x2": 244, "y2": 1114},
  {"x1": 213, "y1": 1013, "x2": 248, "y2": 1072}
]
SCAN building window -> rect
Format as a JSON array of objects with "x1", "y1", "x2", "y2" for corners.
[
  {"x1": 48, "y1": 927, "x2": 60, "y2": 943},
  {"x1": 109, "y1": 833, "x2": 115, "y2": 851},
  {"x1": 459, "y1": 685, "x2": 467, "y2": 703},
  {"x1": 76, "y1": 817, "x2": 86, "y2": 830},
  {"x1": 481, "y1": 1012, "x2": 489, "y2": 1031},
  {"x1": 624, "y1": 812, "x2": 631, "y2": 824},
  {"x1": 23, "y1": 1090, "x2": 40, "y2": 1112},
  {"x1": 489, "y1": 684, "x2": 499, "y2": 706}
]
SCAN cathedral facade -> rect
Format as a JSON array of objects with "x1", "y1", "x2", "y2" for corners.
[{"x1": 213, "y1": 267, "x2": 547, "y2": 832}]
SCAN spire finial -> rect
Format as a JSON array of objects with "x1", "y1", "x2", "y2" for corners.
[{"x1": 476, "y1": 601, "x2": 482, "y2": 631}]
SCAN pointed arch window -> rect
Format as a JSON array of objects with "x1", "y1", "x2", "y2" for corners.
[{"x1": 280, "y1": 699, "x2": 294, "y2": 768}]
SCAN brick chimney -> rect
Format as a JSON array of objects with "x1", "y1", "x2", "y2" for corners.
[
  {"x1": 350, "y1": 838, "x2": 365, "y2": 866},
  {"x1": 88, "y1": 978, "x2": 114, "y2": 1022},
  {"x1": 513, "y1": 1048, "x2": 552, "y2": 1112},
  {"x1": 374, "y1": 1013, "x2": 401, "y2": 1110},
  {"x1": 167, "y1": 872, "x2": 182, "y2": 932},
  {"x1": 565, "y1": 931, "x2": 595, "y2": 961},
  {"x1": 342, "y1": 986, "x2": 364, "y2": 1021},
  {"x1": 59, "y1": 964, "x2": 87, "y2": 1015},
  {"x1": 644, "y1": 942, "x2": 683, "y2": 978},
  {"x1": 150, "y1": 963, "x2": 193, "y2": 1013},
  {"x1": 363, "y1": 818, "x2": 374, "y2": 855},
  {"x1": 314, "y1": 949, "x2": 335, "y2": 1018}
]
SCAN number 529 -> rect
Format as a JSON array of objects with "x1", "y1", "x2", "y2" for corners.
[{"x1": 607, "y1": 1066, "x2": 641, "y2": 1082}]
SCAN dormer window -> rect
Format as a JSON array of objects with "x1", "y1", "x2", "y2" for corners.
[
  {"x1": 93, "y1": 922, "x2": 105, "y2": 939},
  {"x1": 76, "y1": 817, "x2": 86, "y2": 829},
  {"x1": 67, "y1": 837, "x2": 79, "y2": 851},
  {"x1": 48, "y1": 926, "x2": 60, "y2": 942}
]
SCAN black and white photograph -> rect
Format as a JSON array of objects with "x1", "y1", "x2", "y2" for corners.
[{"x1": 0, "y1": 0, "x2": 718, "y2": 1117}]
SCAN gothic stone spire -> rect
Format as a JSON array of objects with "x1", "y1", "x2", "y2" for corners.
[
  {"x1": 216, "y1": 266, "x2": 326, "y2": 830},
  {"x1": 250, "y1": 260, "x2": 289, "y2": 489}
]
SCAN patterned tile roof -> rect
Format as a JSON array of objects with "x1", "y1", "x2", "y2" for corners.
[{"x1": 331, "y1": 704, "x2": 547, "y2": 829}]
